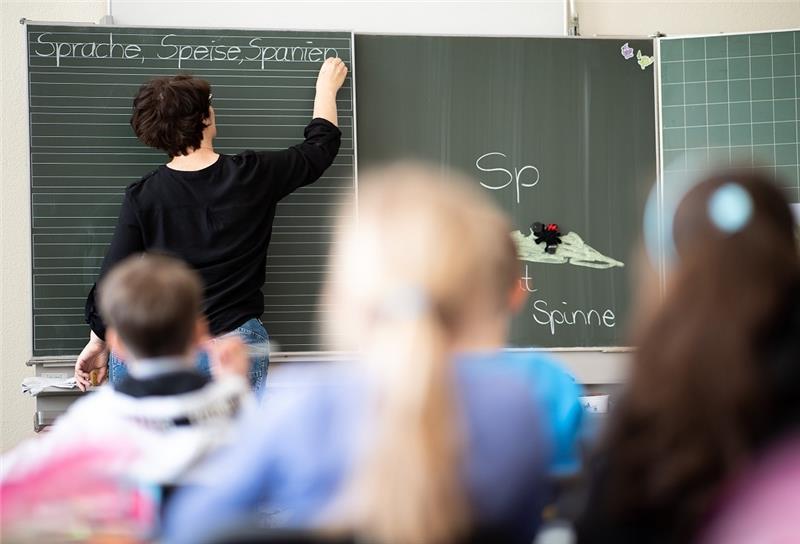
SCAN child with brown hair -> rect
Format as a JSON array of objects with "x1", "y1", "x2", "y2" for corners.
[{"x1": 3, "y1": 254, "x2": 254, "y2": 540}]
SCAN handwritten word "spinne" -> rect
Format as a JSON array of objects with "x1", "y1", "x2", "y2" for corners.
[
  {"x1": 532, "y1": 299, "x2": 616, "y2": 335},
  {"x1": 475, "y1": 152, "x2": 540, "y2": 204}
]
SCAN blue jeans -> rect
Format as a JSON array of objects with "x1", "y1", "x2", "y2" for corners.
[{"x1": 108, "y1": 318, "x2": 269, "y2": 392}]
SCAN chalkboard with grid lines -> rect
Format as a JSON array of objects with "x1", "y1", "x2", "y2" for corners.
[{"x1": 659, "y1": 30, "x2": 800, "y2": 200}]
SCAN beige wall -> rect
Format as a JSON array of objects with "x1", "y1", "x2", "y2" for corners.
[
  {"x1": 577, "y1": 0, "x2": 800, "y2": 36},
  {"x1": 1, "y1": 1, "x2": 799, "y2": 452},
  {"x1": 1, "y1": 1, "x2": 106, "y2": 452}
]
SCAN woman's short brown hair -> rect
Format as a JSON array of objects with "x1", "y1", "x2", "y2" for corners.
[
  {"x1": 130, "y1": 75, "x2": 211, "y2": 157},
  {"x1": 98, "y1": 253, "x2": 202, "y2": 358}
]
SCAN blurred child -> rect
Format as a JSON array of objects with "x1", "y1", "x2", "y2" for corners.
[
  {"x1": 1, "y1": 254, "x2": 253, "y2": 541},
  {"x1": 701, "y1": 434, "x2": 800, "y2": 543},
  {"x1": 576, "y1": 169, "x2": 800, "y2": 544},
  {"x1": 163, "y1": 163, "x2": 582, "y2": 544}
]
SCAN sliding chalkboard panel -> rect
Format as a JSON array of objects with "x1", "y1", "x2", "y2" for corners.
[
  {"x1": 27, "y1": 24, "x2": 354, "y2": 356},
  {"x1": 356, "y1": 35, "x2": 657, "y2": 347},
  {"x1": 659, "y1": 31, "x2": 800, "y2": 201}
]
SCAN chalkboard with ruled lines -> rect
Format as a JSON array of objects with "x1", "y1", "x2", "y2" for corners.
[{"x1": 27, "y1": 24, "x2": 355, "y2": 356}]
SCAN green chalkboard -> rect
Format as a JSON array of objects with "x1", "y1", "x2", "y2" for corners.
[
  {"x1": 27, "y1": 23, "x2": 354, "y2": 356},
  {"x1": 355, "y1": 35, "x2": 657, "y2": 347},
  {"x1": 659, "y1": 31, "x2": 800, "y2": 201}
]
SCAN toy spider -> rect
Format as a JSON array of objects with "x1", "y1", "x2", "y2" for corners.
[{"x1": 530, "y1": 222, "x2": 562, "y2": 254}]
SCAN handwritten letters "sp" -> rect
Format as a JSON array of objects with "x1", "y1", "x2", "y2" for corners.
[{"x1": 475, "y1": 151, "x2": 540, "y2": 204}]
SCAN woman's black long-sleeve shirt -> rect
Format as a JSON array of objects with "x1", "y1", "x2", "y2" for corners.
[{"x1": 85, "y1": 118, "x2": 341, "y2": 340}]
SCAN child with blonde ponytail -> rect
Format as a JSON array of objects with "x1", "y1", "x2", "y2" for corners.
[{"x1": 165, "y1": 163, "x2": 583, "y2": 544}]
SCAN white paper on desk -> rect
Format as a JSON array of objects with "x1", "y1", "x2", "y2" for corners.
[
  {"x1": 580, "y1": 395, "x2": 609, "y2": 413},
  {"x1": 21, "y1": 376, "x2": 78, "y2": 396}
]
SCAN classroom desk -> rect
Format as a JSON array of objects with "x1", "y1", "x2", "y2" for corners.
[{"x1": 25, "y1": 357, "x2": 84, "y2": 432}]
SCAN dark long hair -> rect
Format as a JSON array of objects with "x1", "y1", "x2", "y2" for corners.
[{"x1": 603, "y1": 170, "x2": 800, "y2": 541}]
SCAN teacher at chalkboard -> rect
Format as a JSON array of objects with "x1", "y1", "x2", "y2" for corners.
[{"x1": 74, "y1": 57, "x2": 348, "y2": 392}]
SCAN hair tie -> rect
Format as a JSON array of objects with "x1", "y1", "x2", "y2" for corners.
[
  {"x1": 376, "y1": 285, "x2": 430, "y2": 321},
  {"x1": 708, "y1": 183, "x2": 753, "y2": 233}
]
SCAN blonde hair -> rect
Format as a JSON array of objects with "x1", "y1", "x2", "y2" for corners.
[{"x1": 325, "y1": 163, "x2": 519, "y2": 544}]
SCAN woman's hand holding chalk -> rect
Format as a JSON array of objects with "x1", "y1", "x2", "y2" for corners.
[
  {"x1": 313, "y1": 56, "x2": 348, "y2": 126},
  {"x1": 316, "y1": 56, "x2": 348, "y2": 95}
]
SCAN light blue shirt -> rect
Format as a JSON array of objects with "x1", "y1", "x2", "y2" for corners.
[
  {"x1": 163, "y1": 351, "x2": 582, "y2": 544},
  {"x1": 481, "y1": 350, "x2": 585, "y2": 474}
]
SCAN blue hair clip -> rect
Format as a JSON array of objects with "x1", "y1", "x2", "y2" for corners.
[{"x1": 708, "y1": 183, "x2": 753, "y2": 233}]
